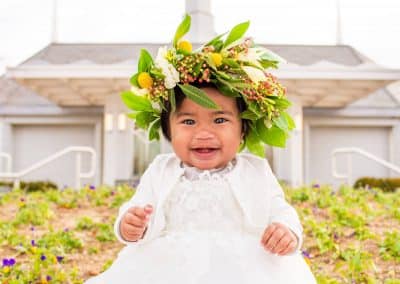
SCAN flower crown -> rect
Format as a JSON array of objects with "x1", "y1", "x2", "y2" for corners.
[{"x1": 121, "y1": 14, "x2": 295, "y2": 157}]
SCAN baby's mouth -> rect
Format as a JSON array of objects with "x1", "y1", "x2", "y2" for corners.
[
  {"x1": 194, "y1": 148, "x2": 215, "y2": 152},
  {"x1": 191, "y1": 147, "x2": 219, "y2": 154}
]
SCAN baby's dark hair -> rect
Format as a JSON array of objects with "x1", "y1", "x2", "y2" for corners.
[{"x1": 160, "y1": 83, "x2": 250, "y2": 141}]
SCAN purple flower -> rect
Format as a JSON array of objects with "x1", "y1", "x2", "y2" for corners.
[
  {"x1": 40, "y1": 254, "x2": 46, "y2": 261},
  {"x1": 89, "y1": 185, "x2": 96, "y2": 190},
  {"x1": 31, "y1": 240, "x2": 36, "y2": 246},
  {"x1": 56, "y1": 256, "x2": 64, "y2": 263},
  {"x1": 46, "y1": 275, "x2": 52, "y2": 281},
  {"x1": 2, "y1": 258, "x2": 16, "y2": 267},
  {"x1": 333, "y1": 232, "x2": 339, "y2": 240},
  {"x1": 312, "y1": 184, "x2": 320, "y2": 189},
  {"x1": 64, "y1": 228, "x2": 69, "y2": 232},
  {"x1": 30, "y1": 226, "x2": 35, "y2": 231},
  {"x1": 301, "y1": 250, "x2": 311, "y2": 259}
]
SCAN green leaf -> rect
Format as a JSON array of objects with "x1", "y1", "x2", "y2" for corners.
[
  {"x1": 135, "y1": 112, "x2": 157, "y2": 129},
  {"x1": 260, "y1": 49, "x2": 286, "y2": 64},
  {"x1": 281, "y1": 112, "x2": 296, "y2": 130},
  {"x1": 177, "y1": 84, "x2": 219, "y2": 109},
  {"x1": 260, "y1": 59, "x2": 279, "y2": 69},
  {"x1": 130, "y1": 73, "x2": 139, "y2": 87},
  {"x1": 240, "y1": 110, "x2": 260, "y2": 120},
  {"x1": 222, "y1": 58, "x2": 240, "y2": 68},
  {"x1": 121, "y1": 91, "x2": 153, "y2": 112},
  {"x1": 273, "y1": 115, "x2": 289, "y2": 132},
  {"x1": 245, "y1": 130, "x2": 265, "y2": 157},
  {"x1": 173, "y1": 14, "x2": 191, "y2": 47},
  {"x1": 248, "y1": 102, "x2": 262, "y2": 117},
  {"x1": 216, "y1": 71, "x2": 232, "y2": 80},
  {"x1": 148, "y1": 118, "x2": 161, "y2": 141},
  {"x1": 223, "y1": 21, "x2": 250, "y2": 48},
  {"x1": 150, "y1": 68, "x2": 165, "y2": 79},
  {"x1": 138, "y1": 49, "x2": 154, "y2": 73},
  {"x1": 273, "y1": 98, "x2": 291, "y2": 109},
  {"x1": 213, "y1": 40, "x2": 224, "y2": 52},
  {"x1": 204, "y1": 32, "x2": 227, "y2": 47},
  {"x1": 169, "y1": 89, "x2": 176, "y2": 113},
  {"x1": 256, "y1": 119, "x2": 287, "y2": 147},
  {"x1": 216, "y1": 81, "x2": 240, "y2": 97},
  {"x1": 126, "y1": 112, "x2": 137, "y2": 119},
  {"x1": 193, "y1": 62, "x2": 203, "y2": 75}
]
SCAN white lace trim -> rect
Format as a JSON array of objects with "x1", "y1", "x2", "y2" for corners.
[{"x1": 180, "y1": 159, "x2": 236, "y2": 181}]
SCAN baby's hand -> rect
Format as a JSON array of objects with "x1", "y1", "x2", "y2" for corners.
[
  {"x1": 120, "y1": 204, "x2": 153, "y2": 242},
  {"x1": 260, "y1": 222, "x2": 298, "y2": 256}
]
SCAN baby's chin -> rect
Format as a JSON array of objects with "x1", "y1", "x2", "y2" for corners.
[{"x1": 183, "y1": 158, "x2": 230, "y2": 170}]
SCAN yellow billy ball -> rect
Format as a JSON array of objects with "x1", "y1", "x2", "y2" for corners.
[
  {"x1": 178, "y1": 40, "x2": 192, "y2": 53},
  {"x1": 211, "y1": 53, "x2": 223, "y2": 67},
  {"x1": 137, "y1": 72, "x2": 153, "y2": 89}
]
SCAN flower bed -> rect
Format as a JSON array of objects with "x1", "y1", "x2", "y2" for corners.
[{"x1": 0, "y1": 184, "x2": 399, "y2": 283}]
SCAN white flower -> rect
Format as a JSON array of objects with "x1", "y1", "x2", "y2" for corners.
[
  {"x1": 237, "y1": 47, "x2": 263, "y2": 68},
  {"x1": 131, "y1": 85, "x2": 148, "y2": 96},
  {"x1": 151, "y1": 101, "x2": 161, "y2": 111},
  {"x1": 242, "y1": 66, "x2": 266, "y2": 83},
  {"x1": 155, "y1": 47, "x2": 180, "y2": 89}
]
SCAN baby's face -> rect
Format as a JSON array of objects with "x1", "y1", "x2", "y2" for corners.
[{"x1": 169, "y1": 87, "x2": 242, "y2": 170}]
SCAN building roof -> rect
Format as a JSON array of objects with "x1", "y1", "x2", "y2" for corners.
[
  {"x1": 21, "y1": 43, "x2": 370, "y2": 67},
  {"x1": 6, "y1": 43, "x2": 400, "y2": 107}
]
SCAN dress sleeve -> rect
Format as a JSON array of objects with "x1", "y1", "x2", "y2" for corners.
[
  {"x1": 113, "y1": 158, "x2": 158, "y2": 245},
  {"x1": 264, "y1": 160, "x2": 304, "y2": 255}
]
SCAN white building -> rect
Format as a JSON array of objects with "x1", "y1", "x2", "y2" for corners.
[{"x1": 1, "y1": 2, "x2": 400, "y2": 188}]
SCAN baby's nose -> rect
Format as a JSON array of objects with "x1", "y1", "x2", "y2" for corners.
[{"x1": 194, "y1": 129, "x2": 215, "y2": 140}]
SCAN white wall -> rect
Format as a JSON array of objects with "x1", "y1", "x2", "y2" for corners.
[{"x1": 304, "y1": 117, "x2": 399, "y2": 188}]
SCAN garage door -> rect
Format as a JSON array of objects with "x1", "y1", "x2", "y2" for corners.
[
  {"x1": 308, "y1": 126, "x2": 390, "y2": 188},
  {"x1": 12, "y1": 124, "x2": 97, "y2": 188}
]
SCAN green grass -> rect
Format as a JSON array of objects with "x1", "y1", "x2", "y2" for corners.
[{"x1": 0, "y1": 184, "x2": 399, "y2": 283}]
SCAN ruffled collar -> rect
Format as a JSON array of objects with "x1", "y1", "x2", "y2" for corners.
[{"x1": 180, "y1": 159, "x2": 236, "y2": 181}]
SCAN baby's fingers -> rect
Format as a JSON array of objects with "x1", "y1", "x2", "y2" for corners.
[
  {"x1": 120, "y1": 222, "x2": 145, "y2": 240},
  {"x1": 261, "y1": 223, "x2": 278, "y2": 245},
  {"x1": 273, "y1": 235, "x2": 293, "y2": 255},
  {"x1": 144, "y1": 204, "x2": 153, "y2": 215},
  {"x1": 124, "y1": 212, "x2": 147, "y2": 228},
  {"x1": 276, "y1": 238, "x2": 297, "y2": 255}
]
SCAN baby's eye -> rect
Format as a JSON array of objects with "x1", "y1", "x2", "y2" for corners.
[
  {"x1": 214, "y1": 117, "x2": 227, "y2": 124},
  {"x1": 182, "y1": 119, "x2": 195, "y2": 125}
]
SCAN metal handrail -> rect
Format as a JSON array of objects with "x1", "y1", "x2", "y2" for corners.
[
  {"x1": 332, "y1": 147, "x2": 400, "y2": 184},
  {"x1": 0, "y1": 146, "x2": 96, "y2": 189},
  {"x1": 0, "y1": 152, "x2": 12, "y2": 173}
]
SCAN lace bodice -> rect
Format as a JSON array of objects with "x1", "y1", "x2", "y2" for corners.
[{"x1": 163, "y1": 162, "x2": 246, "y2": 234}]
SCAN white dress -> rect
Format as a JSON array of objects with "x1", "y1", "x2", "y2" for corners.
[{"x1": 85, "y1": 163, "x2": 316, "y2": 284}]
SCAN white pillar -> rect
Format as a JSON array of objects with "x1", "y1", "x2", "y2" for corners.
[
  {"x1": 102, "y1": 94, "x2": 134, "y2": 185},
  {"x1": 273, "y1": 97, "x2": 304, "y2": 187},
  {"x1": 391, "y1": 123, "x2": 400, "y2": 177},
  {"x1": 185, "y1": 0, "x2": 216, "y2": 43}
]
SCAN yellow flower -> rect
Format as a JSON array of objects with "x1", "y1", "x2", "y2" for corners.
[
  {"x1": 211, "y1": 53, "x2": 223, "y2": 67},
  {"x1": 178, "y1": 40, "x2": 192, "y2": 53},
  {"x1": 31, "y1": 246, "x2": 37, "y2": 253},
  {"x1": 40, "y1": 276, "x2": 48, "y2": 284},
  {"x1": 3, "y1": 266, "x2": 10, "y2": 273},
  {"x1": 137, "y1": 72, "x2": 153, "y2": 89}
]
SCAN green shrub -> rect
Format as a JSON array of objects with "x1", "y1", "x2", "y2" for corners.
[
  {"x1": 354, "y1": 177, "x2": 400, "y2": 192},
  {"x1": 0, "y1": 180, "x2": 58, "y2": 192}
]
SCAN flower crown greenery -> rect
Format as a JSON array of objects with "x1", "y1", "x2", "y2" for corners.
[{"x1": 121, "y1": 14, "x2": 295, "y2": 157}]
